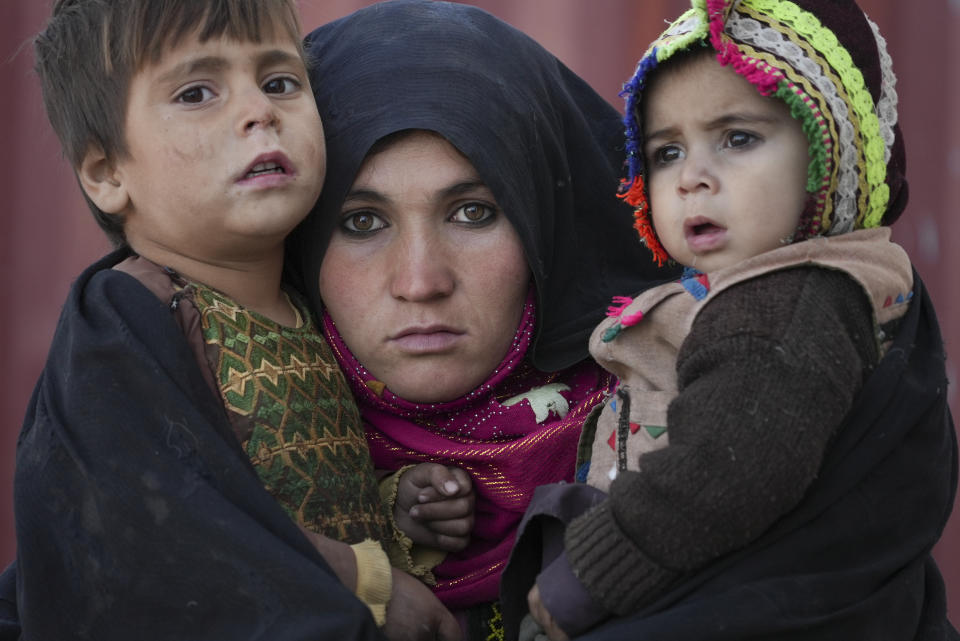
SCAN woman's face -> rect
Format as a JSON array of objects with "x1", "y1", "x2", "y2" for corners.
[{"x1": 319, "y1": 131, "x2": 531, "y2": 403}]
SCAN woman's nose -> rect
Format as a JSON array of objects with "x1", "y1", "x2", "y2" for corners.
[{"x1": 388, "y1": 233, "x2": 455, "y2": 302}]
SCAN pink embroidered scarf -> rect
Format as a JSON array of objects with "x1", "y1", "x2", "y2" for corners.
[{"x1": 322, "y1": 293, "x2": 612, "y2": 609}]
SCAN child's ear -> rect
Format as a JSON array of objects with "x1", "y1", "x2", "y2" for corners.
[{"x1": 77, "y1": 146, "x2": 129, "y2": 215}]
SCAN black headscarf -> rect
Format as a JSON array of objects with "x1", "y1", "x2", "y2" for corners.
[{"x1": 288, "y1": 0, "x2": 677, "y2": 373}]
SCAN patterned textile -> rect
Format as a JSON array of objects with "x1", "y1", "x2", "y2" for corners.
[
  {"x1": 189, "y1": 281, "x2": 391, "y2": 545},
  {"x1": 322, "y1": 292, "x2": 613, "y2": 609},
  {"x1": 619, "y1": 0, "x2": 909, "y2": 258},
  {"x1": 465, "y1": 601, "x2": 505, "y2": 641}
]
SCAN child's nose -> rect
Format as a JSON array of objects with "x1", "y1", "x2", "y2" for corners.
[
  {"x1": 238, "y1": 89, "x2": 279, "y2": 134},
  {"x1": 676, "y1": 150, "x2": 717, "y2": 196}
]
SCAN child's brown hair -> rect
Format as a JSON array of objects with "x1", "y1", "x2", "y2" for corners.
[{"x1": 34, "y1": 0, "x2": 305, "y2": 246}]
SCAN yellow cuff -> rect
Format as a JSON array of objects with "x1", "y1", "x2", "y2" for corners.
[
  {"x1": 350, "y1": 539, "x2": 393, "y2": 627},
  {"x1": 379, "y1": 467, "x2": 446, "y2": 584}
]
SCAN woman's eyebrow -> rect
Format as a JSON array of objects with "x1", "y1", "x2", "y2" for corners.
[
  {"x1": 342, "y1": 188, "x2": 388, "y2": 204},
  {"x1": 344, "y1": 181, "x2": 489, "y2": 203},
  {"x1": 341, "y1": 179, "x2": 491, "y2": 211},
  {"x1": 440, "y1": 181, "x2": 490, "y2": 199}
]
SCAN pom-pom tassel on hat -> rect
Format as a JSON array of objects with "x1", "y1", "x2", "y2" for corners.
[{"x1": 618, "y1": 176, "x2": 670, "y2": 267}]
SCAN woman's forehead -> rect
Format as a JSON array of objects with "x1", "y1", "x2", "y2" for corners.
[{"x1": 351, "y1": 131, "x2": 492, "y2": 202}]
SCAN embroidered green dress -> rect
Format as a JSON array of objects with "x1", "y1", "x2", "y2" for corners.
[{"x1": 188, "y1": 280, "x2": 391, "y2": 545}]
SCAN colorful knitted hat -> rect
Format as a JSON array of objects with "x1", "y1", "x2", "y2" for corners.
[{"x1": 619, "y1": 0, "x2": 908, "y2": 266}]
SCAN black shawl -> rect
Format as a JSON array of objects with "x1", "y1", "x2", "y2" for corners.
[
  {"x1": 12, "y1": 250, "x2": 384, "y2": 640},
  {"x1": 288, "y1": 0, "x2": 678, "y2": 373}
]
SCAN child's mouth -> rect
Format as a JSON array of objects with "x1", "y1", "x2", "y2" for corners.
[
  {"x1": 691, "y1": 222, "x2": 720, "y2": 235},
  {"x1": 685, "y1": 218, "x2": 727, "y2": 252},
  {"x1": 245, "y1": 162, "x2": 286, "y2": 179},
  {"x1": 237, "y1": 152, "x2": 295, "y2": 185}
]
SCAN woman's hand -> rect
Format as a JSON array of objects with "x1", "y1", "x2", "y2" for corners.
[{"x1": 395, "y1": 463, "x2": 475, "y2": 551}]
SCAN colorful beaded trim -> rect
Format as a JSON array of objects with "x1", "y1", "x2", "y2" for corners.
[{"x1": 620, "y1": 0, "x2": 899, "y2": 260}]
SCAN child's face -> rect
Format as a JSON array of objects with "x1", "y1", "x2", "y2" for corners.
[
  {"x1": 113, "y1": 28, "x2": 325, "y2": 263},
  {"x1": 643, "y1": 54, "x2": 810, "y2": 273}
]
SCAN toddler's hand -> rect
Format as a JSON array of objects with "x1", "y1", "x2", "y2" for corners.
[
  {"x1": 527, "y1": 583, "x2": 569, "y2": 641},
  {"x1": 395, "y1": 463, "x2": 474, "y2": 552}
]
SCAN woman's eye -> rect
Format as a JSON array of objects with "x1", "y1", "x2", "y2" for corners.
[
  {"x1": 727, "y1": 130, "x2": 757, "y2": 148},
  {"x1": 341, "y1": 211, "x2": 386, "y2": 234},
  {"x1": 451, "y1": 202, "x2": 496, "y2": 224},
  {"x1": 263, "y1": 76, "x2": 300, "y2": 95},
  {"x1": 176, "y1": 85, "x2": 215, "y2": 104}
]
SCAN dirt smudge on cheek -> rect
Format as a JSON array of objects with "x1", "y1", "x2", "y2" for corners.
[
  {"x1": 170, "y1": 133, "x2": 214, "y2": 164},
  {"x1": 154, "y1": 114, "x2": 215, "y2": 164}
]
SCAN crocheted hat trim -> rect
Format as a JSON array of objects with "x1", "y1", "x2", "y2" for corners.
[
  {"x1": 621, "y1": 6, "x2": 707, "y2": 185},
  {"x1": 728, "y1": 34, "x2": 839, "y2": 221},
  {"x1": 726, "y1": 0, "x2": 889, "y2": 230},
  {"x1": 620, "y1": 0, "x2": 900, "y2": 260},
  {"x1": 866, "y1": 16, "x2": 899, "y2": 166},
  {"x1": 729, "y1": 42, "x2": 837, "y2": 232},
  {"x1": 716, "y1": 0, "x2": 874, "y2": 232}
]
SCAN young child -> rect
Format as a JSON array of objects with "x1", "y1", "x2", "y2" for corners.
[
  {"x1": 13, "y1": 2, "x2": 461, "y2": 639},
  {"x1": 503, "y1": 1, "x2": 958, "y2": 639}
]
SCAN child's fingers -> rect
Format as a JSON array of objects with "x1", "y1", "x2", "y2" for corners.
[
  {"x1": 446, "y1": 466, "x2": 472, "y2": 494},
  {"x1": 528, "y1": 585, "x2": 569, "y2": 641},
  {"x1": 527, "y1": 584, "x2": 547, "y2": 625},
  {"x1": 403, "y1": 462, "x2": 442, "y2": 490},
  {"x1": 415, "y1": 486, "x2": 444, "y2": 504},
  {"x1": 397, "y1": 463, "x2": 448, "y2": 509},
  {"x1": 424, "y1": 515, "x2": 474, "y2": 538},
  {"x1": 429, "y1": 532, "x2": 471, "y2": 553},
  {"x1": 426, "y1": 465, "x2": 470, "y2": 498},
  {"x1": 409, "y1": 496, "x2": 474, "y2": 523}
]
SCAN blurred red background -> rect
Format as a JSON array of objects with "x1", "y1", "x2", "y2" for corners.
[{"x1": 1, "y1": 0, "x2": 957, "y2": 625}]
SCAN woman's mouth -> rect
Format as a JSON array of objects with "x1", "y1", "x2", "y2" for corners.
[{"x1": 390, "y1": 326, "x2": 464, "y2": 353}]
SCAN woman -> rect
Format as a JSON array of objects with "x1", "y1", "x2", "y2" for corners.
[{"x1": 288, "y1": 1, "x2": 676, "y2": 637}]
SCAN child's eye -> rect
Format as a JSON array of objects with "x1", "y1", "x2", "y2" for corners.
[
  {"x1": 650, "y1": 144, "x2": 683, "y2": 166},
  {"x1": 726, "y1": 130, "x2": 758, "y2": 148},
  {"x1": 341, "y1": 211, "x2": 387, "y2": 234},
  {"x1": 450, "y1": 202, "x2": 496, "y2": 225},
  {"x1": 176, "y1": 85, "x2": 215, "y2": 104},
  {"x1": 263, "y1": 76, "x2": 301, "y2": 95}
]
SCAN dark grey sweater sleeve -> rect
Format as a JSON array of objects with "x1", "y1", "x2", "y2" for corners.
[{"x1": 564, "y1": 267, "x2": 879, "y2": 616}]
